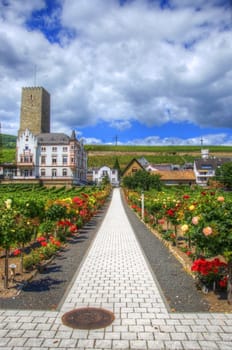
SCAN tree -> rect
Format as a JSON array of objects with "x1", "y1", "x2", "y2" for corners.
[
  {"x1": 123, "y1": 170, "x2": 162, "y2": 191},
  {"x1": 14, "y1": 215, "x2": 35, "y2": 273},
  {"x1": 215, "y1": 162, "x2": 232, "y2": 189},
  {"x1": 113, "y1": 157, "x2": 121, "y2": 177},
  {"x1": 0, "y1": 207, "x2": 17, "y2": 288},
  {"x1": 101, "y1": 174, "x2": 110, "y2": 186}
]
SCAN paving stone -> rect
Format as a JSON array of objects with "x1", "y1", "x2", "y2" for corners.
[
  {"x1": 112, "y1": 340, "x2": 129, "y2": 349},
  {"x1": 130, "y1": 340, "x2": 147, "y2": 349}
]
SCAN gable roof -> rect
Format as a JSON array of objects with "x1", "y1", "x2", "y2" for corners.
[
  {"x1": 152, "y1": 169, "x2": 195, "y2": 181},
  {"x1": 36, "y1": 133, "x2": 70, "y2": 144},
  {"x1": 122, "y1": 158, "x2": 145, "y2": 176},
  {"x1": 194, "y1": 157, "x2": 232, "y2": 171}
]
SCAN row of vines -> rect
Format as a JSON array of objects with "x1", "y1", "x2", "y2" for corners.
[
  {"x1": 125, "y1": 186, "x2": 232, "y2": 304},
  {"x1": 0, "y1": 184, "x2": 110, "y2": 289}
]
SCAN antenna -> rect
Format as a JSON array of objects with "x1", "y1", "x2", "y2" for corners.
[{"x1": 200, "y1": 137, "x2": 203, "y2": 147}]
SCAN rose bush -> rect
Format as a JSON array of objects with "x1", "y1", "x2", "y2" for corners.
[{"x1": 124, "y1": 187, "x2": 232, "y2": 303}]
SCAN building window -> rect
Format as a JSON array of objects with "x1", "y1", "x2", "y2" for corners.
[
  {"x1": 63, "y1": 156, "x2": 68, "y2": 165},
  {"x1": 52, "y1": 169, "x2": 57, "y2": 177},
  {"x1": 52, "y1": 156, "x2": 57, "y2": 165},
  {"x1": 41, "y1": 146, "x2": 46, "y2": 152},
  {"x1": 52, "y1": 146, "x2": 57, "y2": 152},
  {"x1": 63, "y1": 146, "x2": 68, "y2": 152},
  {"x1": 41, "y1": 155, "x2": 46, "y2": 164},
  {"x1": 62, "y1": 168, "x2": 67, "y2": 176},
  {"x1": 41, "y1": 169, "x2": 46, "y2": 177},
  {"x1": 71, "y1": 157, "x2": 75, "y2": 163}
]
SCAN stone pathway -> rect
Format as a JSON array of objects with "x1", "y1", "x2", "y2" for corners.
[{"x1": 0, "y1": 188, "x2": 231, "y2": 349}]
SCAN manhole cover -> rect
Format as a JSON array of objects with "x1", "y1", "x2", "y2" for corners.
[{"x1": 61, "y1": 307, "x2": 115, "y2": 330}]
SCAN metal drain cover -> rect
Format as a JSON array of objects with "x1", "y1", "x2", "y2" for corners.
[{"x1": 61, "y1": 307, "x2": 115, "y2": 330}]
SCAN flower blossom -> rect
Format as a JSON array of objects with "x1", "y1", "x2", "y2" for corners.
[
  {"x1": 37, "y1": 236, "x2": 46, "y2": 242},
  {"x1": 183, "y1": 194, "x2": 190, "y2": 199},
  {"x1": 192, "y1": 216, "x2": 200, "y2": 225},
  {"x1": 217, "y1": 196, "x2": 225, "y2": 202},
  {"x1": 203, "y1": 226, "x2": 213, "y2": 236},
  {"x1": 5, "y1": 199, "x2": 12, "y2": 209},
  {"x1": 219, "y1": 276, "x2": 228, "y2": 288},
  {"x1": 181, "y1": 224, "x2": 189, "y2": 233},
  {"x1": 189, "y1": 205, "x2": 195, "y2": 211},
  {"x1": 13, "y1": 248, "x2": 21, "y2": 256}
]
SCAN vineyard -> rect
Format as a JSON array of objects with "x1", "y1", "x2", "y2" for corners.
[{"x1": 0, "y1": 183, "x2": 110, "y2": 292}]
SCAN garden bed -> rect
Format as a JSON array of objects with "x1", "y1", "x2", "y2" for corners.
[{"x1": 147, "y1": 224, "x2": 232, "y2": 313}]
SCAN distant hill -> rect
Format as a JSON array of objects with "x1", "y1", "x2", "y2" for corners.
[{"x1": 1, "y1": 134, "x2": 17, "y2": 148}]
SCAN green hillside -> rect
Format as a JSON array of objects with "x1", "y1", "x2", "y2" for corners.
[{"x1": 1, "y1": 134, "x2": 17, "y2": 148}]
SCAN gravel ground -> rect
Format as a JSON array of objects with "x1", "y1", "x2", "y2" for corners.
[{"x1": 0, "y1": 189, "x2": 209, "y2": 312}]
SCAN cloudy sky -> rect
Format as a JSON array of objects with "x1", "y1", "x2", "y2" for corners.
[{"x1": 0, "y1": 0, "x2": 232, "y2": 145}]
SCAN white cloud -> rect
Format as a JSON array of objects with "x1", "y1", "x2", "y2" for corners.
[
  {"x1": 0, "y1": 0, "x2": 231, "y2": 144},
  {"x1": 124, "y1": 133, "x2": 232, "y2": 146}
]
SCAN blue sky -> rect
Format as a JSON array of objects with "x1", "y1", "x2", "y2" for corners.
[{"x1": 0, "y1": 0, "x2": 232, "y2": 145}]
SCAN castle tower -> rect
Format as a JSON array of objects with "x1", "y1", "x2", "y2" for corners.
[{"x1": 18, "y1": 87, "x2": 50, "y2": 135}]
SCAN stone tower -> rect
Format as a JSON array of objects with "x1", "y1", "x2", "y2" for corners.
[{"x1": 19, "y1": 87, "x2": 50, "y2": 135}]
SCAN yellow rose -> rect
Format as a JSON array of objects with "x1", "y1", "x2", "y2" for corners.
[
  {"x1": 189, "y1": 205, "x2": 195, "y2": 211},
  {"x1": 5, "y1": 199, "x2": 12, "y2": 209},
  {"x1": 181, "y1": 224, "x2": 189, "y2": 233}
]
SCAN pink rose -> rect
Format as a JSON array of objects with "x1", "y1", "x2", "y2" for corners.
[
  {"x1": 192, "y1": 216, "x2": 199, "y2": 225},
  {"x1": 203, "y1": 226, "x2": 213, "y2": 236}
]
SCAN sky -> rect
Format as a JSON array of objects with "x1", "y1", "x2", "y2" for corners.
[{"x1": 0, "y1": 0, "x2": 232, "y2": 145}]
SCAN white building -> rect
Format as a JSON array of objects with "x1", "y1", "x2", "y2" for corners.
[
  {"x1": 193, "y1": 149, "x2": 231, "y2": 187},
  {"x1": 92, "y1": 166, "x2": 119, "y2": 186},
  {"x1": 14, "y1": 128, "x2": 87, "y2": 184}
]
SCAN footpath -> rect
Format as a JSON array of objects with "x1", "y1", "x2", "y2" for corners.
[{"x1": 0, "y1": 188, "x2": 231, "y2": 350}]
